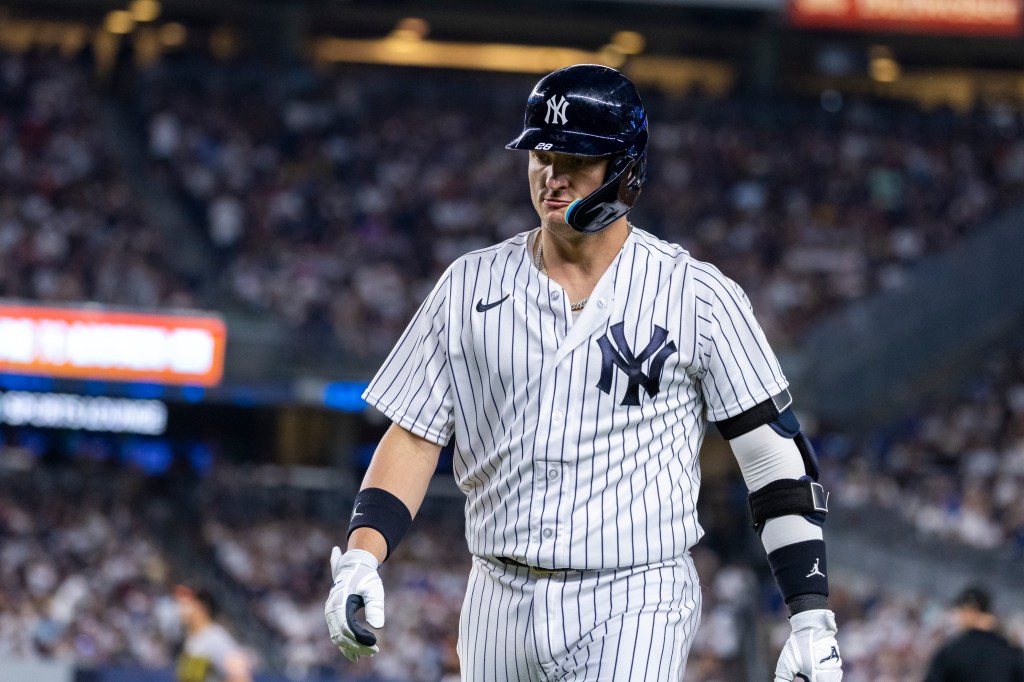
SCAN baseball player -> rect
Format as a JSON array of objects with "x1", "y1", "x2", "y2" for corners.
[{"x1": 325, "y1": 64, "x2": 843, "y2": 681}]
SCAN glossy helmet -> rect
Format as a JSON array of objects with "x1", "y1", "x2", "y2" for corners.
[{"x1": 506, "y1": 64, "x2": 648, "y2": 234}]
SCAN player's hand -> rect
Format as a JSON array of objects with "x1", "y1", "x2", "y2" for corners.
[
  {"x1": 325, "y1": 546, "x2": 385, "y2": 662},
  {"x1": 774, "y1": 609, "x2": 843, "y2": 681}
]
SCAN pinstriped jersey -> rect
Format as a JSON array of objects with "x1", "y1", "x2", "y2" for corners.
[{"x1": 362, "y1": 227, "x2": 788, "y2": 570}]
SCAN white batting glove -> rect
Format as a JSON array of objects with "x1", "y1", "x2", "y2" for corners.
[
  {"x1": 324, "y1": 547, "x2": 385, "y2": 662},
  {"x1": 774, "y1": 609, "x2": 843, "y2": 682}
]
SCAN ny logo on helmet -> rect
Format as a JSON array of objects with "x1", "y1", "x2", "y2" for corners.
[
  {"x1": 596, "y1": 322, "x2": 677, "y2": 407},
  {"x1": 545, "y1": 95, "x2": 569, "y2": 125}
]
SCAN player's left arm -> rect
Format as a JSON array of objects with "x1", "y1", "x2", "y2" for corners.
[
  {"x1": 719, "y1": 392, "x2": 842, "y2": 681},
  {"x1": 696, "y1": 268, "x2": 841, "y2": 680}
]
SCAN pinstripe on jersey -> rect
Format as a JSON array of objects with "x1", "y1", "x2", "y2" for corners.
[{"x1": 363, "y1": 227, "x2": 788, "y2": 570}]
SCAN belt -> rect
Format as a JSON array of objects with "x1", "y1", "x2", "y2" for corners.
[{"x1": 497, "y1": 557, "x2": 574, "y2": 575}]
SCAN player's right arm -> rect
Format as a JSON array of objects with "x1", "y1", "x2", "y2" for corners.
[
  {"x1": 325, "y1": 422, "x2": 442, "y2": 663},
  {"x1": 326, "y1": 261, "x2": 456, "y2": 662},
  {"x1": 347, "y1": 422, "x2": 443, "y2": 561}
]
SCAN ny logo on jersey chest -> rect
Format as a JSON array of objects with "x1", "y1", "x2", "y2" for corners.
[{"x1": 596, "y1": 322, "x2": 677, "y2": 407}]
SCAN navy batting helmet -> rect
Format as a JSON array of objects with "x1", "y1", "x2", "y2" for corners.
[{"x1": 506, "y1": 64, "x2": 648, "y2": 234}]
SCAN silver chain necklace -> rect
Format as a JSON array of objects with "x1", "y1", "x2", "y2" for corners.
[{"x1": 534, "y1": 223, "x2": 633, "y2": 312}]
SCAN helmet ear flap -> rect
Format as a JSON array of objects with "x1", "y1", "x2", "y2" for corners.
[
  {"x1": 625, "y1": 152, "x2": 646, "y2": 191},
  {"x1": 624, "y1": 127, "x2": 648, "y2": 191}
]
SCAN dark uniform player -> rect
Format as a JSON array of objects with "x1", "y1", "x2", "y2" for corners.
[{"x1": 924, "y1": 586, "x2": 1024, "y2": 682}]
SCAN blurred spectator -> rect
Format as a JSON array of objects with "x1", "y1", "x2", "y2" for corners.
[
  {"x1": 922, "y1": 586, "x2": 1024, "y2": 682},
  {"x1": 175, "y1": 585, "x2": 253, "y2": 682}
]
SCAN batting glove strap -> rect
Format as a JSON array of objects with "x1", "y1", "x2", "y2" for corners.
[
  {"x1": 325, "y1": 547, "x2": 386, "y2": 663},
  {"x1": 774, "y1": 609, "x2": 843, "y2": 682}
]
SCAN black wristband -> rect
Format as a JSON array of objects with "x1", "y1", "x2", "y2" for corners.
[
  {"x1": 767, "y1": 539, "x2": 829, "y2": 613},
  {"x1": 347, "y1": 487, "x2": 413, "y2": 561}
]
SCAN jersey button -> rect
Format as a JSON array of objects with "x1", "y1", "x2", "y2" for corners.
[
  {"x1": 552, "y1": 410, "x2": 563, "y2": 422},
  {"x1": 550, "y1": 291, "x2": 561, "y2": 301},
  {"x1": 548, "y1": 469, "x2": 559, "y2": 480},
  {"x1": 542, "y1": 529, "x2": 553, "y2": 538},
  {"x1": 597, "y1": 298, "x2": 607, "y2": 309}
]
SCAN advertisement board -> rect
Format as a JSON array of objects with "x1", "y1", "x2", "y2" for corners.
[
  {"x1": 789, "y1": 0, "x2": 1022, "y2": 36},
  {"x1": 0, "y1": 304, "x2": 227, "y2": 386}
]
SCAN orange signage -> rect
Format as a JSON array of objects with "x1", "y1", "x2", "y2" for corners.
[
  {"x1": 790, "y1": 0, "x2": 1022, "y2": 36},
  {"x1": 0, "y1": 304, "x2": 227, "y2": 386}
]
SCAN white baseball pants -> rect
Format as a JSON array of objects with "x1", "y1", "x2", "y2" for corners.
[{"x1": 458, "y1": 554, "x2": 701, "y2": 681}]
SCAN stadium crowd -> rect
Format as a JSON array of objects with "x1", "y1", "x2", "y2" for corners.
[
  {"x1": 3, "y1": 454, "x2": 1024, "y2": 681},
  {"x1": 0, "y1": 465, "x2": 181, "y2": 667},
  {"x1": 823, "y1": 342, "x2": 1024, "y2": 554},
  {"x1": 2, "y1": 42, "x2": 1024, "y2": 682},
  {"x1": 0, "y1": 49, "x2": 196, "y2": 309},
  {"x1": 3, "y1": 46, "x2": 1021, "y2": 356},
  {"x1": 136, "y1": 56, "x2": 1024, "y2": 349},
  {"x1": 0, "y1": 453, "x2": 761, "y2": 681},
  {"x1": 198, "y1": 484, "x2": 467, "y2": 681}
]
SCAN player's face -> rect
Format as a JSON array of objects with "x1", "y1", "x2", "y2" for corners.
[
  {"x1": 176, "y1": 593, "x2": 197, "y2": 624},
  {"x1": 528, "y1": 151, "x2": 609, "y2": 228}
]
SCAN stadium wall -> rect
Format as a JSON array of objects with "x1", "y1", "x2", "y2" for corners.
[
  {"x1": 3, "y1": 662, "x2": 369, "y2": 682},
  {"x1": 3, "y1": 660, "x2": 73, "y2": 682}
]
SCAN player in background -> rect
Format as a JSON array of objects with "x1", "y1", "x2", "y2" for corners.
[
  {"x1": 325, "y1": 64, "x2": 843, "y2": 680},
  {"x1": 924, "y1": 586, "x2": 1024, "y2": 682},
  {"x1": 175, "y1": 586, "x2": 253, "y2": 682}
]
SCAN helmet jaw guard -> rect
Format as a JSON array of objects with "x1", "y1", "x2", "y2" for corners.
[
  {"x1": 565, "y1": 135, "x2": 646, "y2": 234},
  {"x1": 507, "y1": 64, "x2": 648, "y2": 234}
]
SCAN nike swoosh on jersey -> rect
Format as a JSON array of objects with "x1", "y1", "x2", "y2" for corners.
[{"x1": 475, "y1": 295, "x2": 509, "y2": 312}]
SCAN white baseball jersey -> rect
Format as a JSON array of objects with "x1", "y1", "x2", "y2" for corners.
[{"x1": 363, "y1": 227, "x2": 787, "y2": 570}]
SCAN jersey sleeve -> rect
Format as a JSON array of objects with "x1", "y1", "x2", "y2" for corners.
[
  {"x1": 362, "y1": 271, "x2": 455, "y2": 445},
  {"x1": 693, "y1": 265, "x2": 788, "y2": 423},
  {"x1": 208, "y1": 627, "x2": 241, "y2": 675}
]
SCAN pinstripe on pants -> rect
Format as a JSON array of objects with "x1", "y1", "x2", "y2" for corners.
[{"x1": 458, "y1": 554, "x2": 701, "y2": 682}]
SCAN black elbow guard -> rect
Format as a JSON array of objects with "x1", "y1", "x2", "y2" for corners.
[
  {"x1": 718, "y1": 390, "x2": 819, "y2": 481},
  {"x1": 716, "y1": 388, "x2": 830, "y2": 530},
  {"x1": 749, "y1": 478, "x2": 829, "y2": 531}
]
